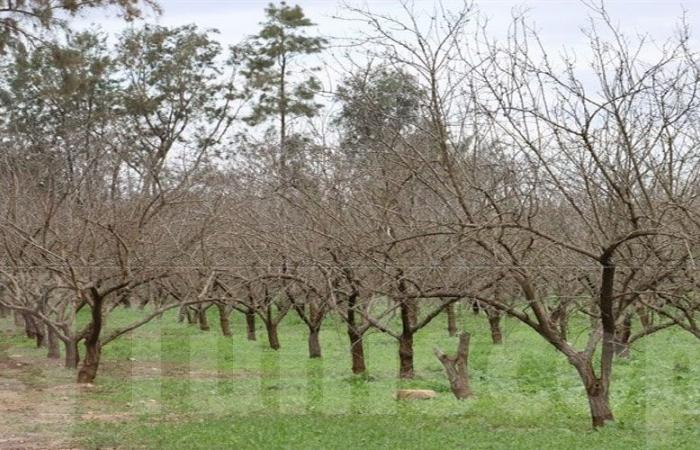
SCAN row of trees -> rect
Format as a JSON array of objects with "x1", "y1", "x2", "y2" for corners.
[{"x1": 1, "y1": 0, "x2": 699, "y2": 429}]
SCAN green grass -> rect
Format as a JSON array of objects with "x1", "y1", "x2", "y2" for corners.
[{"x1": 2, "y1": 305, "x2": 700, "y2": 449}]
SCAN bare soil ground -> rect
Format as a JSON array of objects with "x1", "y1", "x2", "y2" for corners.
[
  {"x1": 0, "y1": 332, "x2": 254, "y2": 449},
  {"x1": 0, "y1": 347, "x2": 80, "y2": 449}
]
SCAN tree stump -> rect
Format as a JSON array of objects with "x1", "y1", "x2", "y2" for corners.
[{"x1": 434, "y1": 331, "x2": 473, "y2": 399}]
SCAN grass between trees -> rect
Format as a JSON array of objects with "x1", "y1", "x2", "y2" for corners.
[{"x1": 1, "y1": 306, "x2": 700, "y2": 449}]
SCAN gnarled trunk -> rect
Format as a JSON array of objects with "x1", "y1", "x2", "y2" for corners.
[
  {"x1": 77, "y1": 339, "x2": 101, "y2": 383},
  {"x1": 77, "y1": 289, "x2": 103, "y2": 384}
]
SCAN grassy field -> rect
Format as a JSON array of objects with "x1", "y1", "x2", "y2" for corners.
[{"x1": 1, "y1": 306, "x2": 700, "y2": 449}]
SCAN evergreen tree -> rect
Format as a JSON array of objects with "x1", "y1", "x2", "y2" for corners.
[{"x1": 237, "y1": 1, "x2": 326, "y2": 177}]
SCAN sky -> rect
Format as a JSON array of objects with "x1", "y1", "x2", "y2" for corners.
[{"x1": 77, "y1": 0, "x2": 695, "y2": 49}]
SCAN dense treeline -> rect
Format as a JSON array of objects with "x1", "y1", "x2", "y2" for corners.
[{"x1": 1, "y1": 0, "x2": 699, "y2": 429}]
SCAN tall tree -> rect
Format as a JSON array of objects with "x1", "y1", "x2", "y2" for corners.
[
  {"x1": 117, "y1": 24, "x2": 239, "y2": 194},
  {"x1": 237, "y1": 1, "x2": 326, "y2": 179}
]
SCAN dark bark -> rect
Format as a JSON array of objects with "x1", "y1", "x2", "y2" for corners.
[
  {"x1": 264, "y1": 319, "x2": 280, "y2": 350},
  {"x1": 186, "y1": 306, "x2": 197, "y2": 324},
  {"x1": 572, "y1": 357, "x2": 614, "y2": 428},
  {"x1": 77, "y1": 289, "x2": 103, "y2": 383},
  {"x1": 217, "y1": 304, "x2": 232, "y2": 337},
  {"x1": 245, "y1": 308, "x2": 257, "y2": 341},
  {"x1": 308, "y1": 327, "x2": 322, "y2": 358},
  {"x1": 77, "y1": 338, "x2": 101, "y2": 383},
  {"x1": 198, "y1": 305, "x2": 210, "y2": 331},
  {"x1": 398, "y1": 332, "x2": 414, "y2": 379},
  {"x1": 348, "y1": 328, "x2": 366, "y2": 374},
  {"x1": 398, "y1": 300, "x2": 414, "y2": 379},
  {"x1": 446, "y1": 303, "x2": 457, "y2": 337},
  {"x1": 471, "y1": 300, "x2": 480, "y2": 315},
  {"x1": 587, "y1": 389, "x2": 614, "y2": 428},
  {"x1": 346, "y1": 294, "x2": 367, "y2": 374},
  {"x1": 434, "y1": 332, "x2": 472, "y2": 399},
  {"x1": 487, "y1": 310, "x2": 503, "y2": 344},
  {"x1": 22, "y1": 312, "x2": 37, "y2": 340}
]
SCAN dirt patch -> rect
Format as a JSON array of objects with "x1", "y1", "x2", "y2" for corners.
[{"x1": 0, "y1": 352, "x2": 83, "y2": 449}]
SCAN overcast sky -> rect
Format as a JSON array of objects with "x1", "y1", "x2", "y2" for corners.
[
  {"x1": 77, "y1": 0, "x2": 694, "y2": 47},
  {"x1": 72, "y1": 0, "x2": 696, "y2": 96}
]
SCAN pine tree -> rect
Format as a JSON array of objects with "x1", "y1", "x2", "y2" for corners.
[{"x1": 237, "y1": 2, "x2": 327, "y2": 177}]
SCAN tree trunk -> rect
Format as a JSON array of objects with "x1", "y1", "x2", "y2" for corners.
[
  {"x1": 471, "y1": 300, "x2": 480, "y2": 315},
  {"x1": 399, "y1": 301, "x2": 414, "y2": 379},
  {"x1": 13, "y1": 311, "x2": 24, "y2": 327},
  {"x1": 571, "y1": 356, "x2": 614, "y2": 428},
  {"x1": 446, "y1": 303, "x2": 457, "y2": 337},
  {"x1": 77, "y1": 339, "x2": 101, "y2": 383},
  {"x1": 264, "y1": 320, "x2": 280, "y2": 350},
  {"x1": 398, "y1": 333, "x2": 414, "y2": 379},
  {"x1": 614, "y1": 314, "x2": 632, "y2": 358},
  {"x1": 178, "y1": 305, "x2": 187, "y2": 323},
  {"x1": 217, "y1": 304, "x2": 232, "y2": 337},
  {"x1": 34, "y1": 321, "x2": 46, "y2": 348},
  {"x1": 245, "y1": 308, "x2": 257, "y2": 341},
  {"x1": 587, "y1": 388, "x2": 614, "y2": 428},
  {"x1": 346, "y1": 293, "x2": 366, "y2": 374},
  {"x1": 487, "y1": 310, "x2": 503, "y2": 344},
  {"x1": 65, "y1": 339, "x2": 79, "y2": 369},
  {"x1": 348, "y1": 328, "x2": 366, "y2": 374},
  {"x1": 434, "y1": 332, "x2": 472, "y2": 399},
  {"x1": 198, "y1": 305, "x2": 210, "y2": 331},
  {"x1": 638, "y1": 306, "x2": 652, "y2": 329},
  {"x1": 22, "y1": 313, "x2": 37, "y2": 340},
  {"x1": 47, "y1": 327, "x2": 61, "y2": 359},
  {"x1": 186, "y1": 307, "x2": 197, "y2": 324},
  {"x1": 77, "y1": 289, "x2": 103, "y2": 384},
  {"x1": 308, "y1": 326, "x2": 322, "y2": 358}
]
